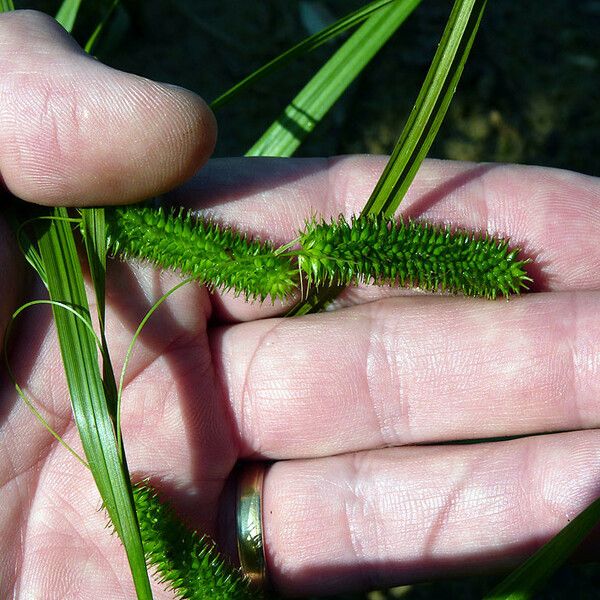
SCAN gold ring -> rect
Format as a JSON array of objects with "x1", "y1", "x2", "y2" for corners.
[{"x1": 236, "y1": 462, "x2": 268, "y2": 587}]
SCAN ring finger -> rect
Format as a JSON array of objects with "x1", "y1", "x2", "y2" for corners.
[{"x1": 260, "y1": 429, "x2": 600, "y2": 596}]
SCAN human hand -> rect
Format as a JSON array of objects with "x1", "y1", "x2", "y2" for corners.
[{"x1": 2, "y1": 10, "x2": 600, "y2": 599}]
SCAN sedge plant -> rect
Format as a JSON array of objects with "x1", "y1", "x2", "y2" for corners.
[{"x1": 3, "y1": 1, "x2": 599, "y2": 599}]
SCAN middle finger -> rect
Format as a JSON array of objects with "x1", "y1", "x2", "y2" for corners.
[{"x1": 212, "y1": 290, "x2": 600, "y2": 458}]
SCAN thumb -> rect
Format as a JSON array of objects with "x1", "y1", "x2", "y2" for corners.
[{"x1": 0, "y1": 10, "x2": 216, "y2": 206}]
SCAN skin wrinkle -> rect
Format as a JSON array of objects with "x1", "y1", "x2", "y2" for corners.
[
  {"x1": 530, "y1": 439, "x2": 569, "y2": 529},
  {"x1": 364, "y1": 301, "x2": 409, "y2": 447},
  {"x1": 114, "y1": 80, "x2": 196, "y2": 174},
  {"x1": 568, "y1": 293, "x2": 589, "y2": 428},
  {"x1": 238, "y1": 319, "x2": 287, "y2": 458},
  {"x1": 0, "y1": 336, "x2": 73, "y2": 482},
  {"x1": 270, "y1": 434, "x2": 600, "y2": 594},
  {"x1": 353, "y1": 455, "x2": 404, "y2": 590},
  {"x1": 532, "y1": 437, "x2": 576, "y2": 534},
  {"x1": 10, "y1": 460, "x2": 44, "y2": 599},
  {"x1": 208, "y1": 292, "x2": 600, "y2": 460},
  {"x1": 537, "y1": 438, "x2": 600, "y2": 526},
  {"x1": 554, "y1": 293, "x2": 581, "y2": 426},
  {"x1": 519, "y1": 436, "x2": 552, "y2": 546},
  {"x1": 364, "y1": 310, "x2": 392, "y2": 448},
  {"x1": 342, "y1": 453, "x2": 368, "y2": 583},
  {"x1": 367, "y1": 300, "x2": 451, "y2": 443},
  {"x1": 242, "y1": 316, "x2": 369, "y2": 457},
  {"x1": 328, "y1": 155, "x2": 353, "y2": 218},
  {"x1": 340, "y1": 452, "x2": 391, "y2": 592},
  {"x1": 476, "y1": 162, "x2": 495, "y2": 237},
  {"x1": 421, "y1": 457, "x2": 474, "y2": 560},
  {"x1": 28, "y1": 520, "x2": 113, "y2": 599},
  {"x1": 526, "y1": 294, "x2": 580, "y2": 427},
  {"x1": 4, "y1": 73, "x2": 105, "y2": 192},
  {"x1": 0, "y1": 408, "x2": 54, "y2": 491},
  {"x1": 35, "y1": 80, "x2": 64, "y2": 170}
]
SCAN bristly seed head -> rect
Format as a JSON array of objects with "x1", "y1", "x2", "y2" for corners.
[
  {"x1": 297, "y1": 215, "x2": 530, "y2": 299},
  {"x1": 105, "y1": 206, "x2": 299, "y2": 302},
  {"x1": 132, "y1": 481, "x2": 258, "y2": 599}
]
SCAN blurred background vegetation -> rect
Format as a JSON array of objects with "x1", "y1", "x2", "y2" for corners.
[{"x1": 16, "y1": 0, "x2": 600, "y2": 598}]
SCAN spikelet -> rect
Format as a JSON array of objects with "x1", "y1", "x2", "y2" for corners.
[
  {"x1": 105, "y1": 206, "x2": 299, "y2": 302},
  {"x1": 297, "y1": 215, "x2": 530, "y2": 299},
  {"x1": 133, "y1": 481, "x2": 258, "y2": 599}
]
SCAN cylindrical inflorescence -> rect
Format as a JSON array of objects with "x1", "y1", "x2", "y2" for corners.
[
  {"x1": 105, "y1": 206, "x2": 299, "y2": 302},
  {"x1": 297, "y1": 215, "x2": 530, "y2": 299}
]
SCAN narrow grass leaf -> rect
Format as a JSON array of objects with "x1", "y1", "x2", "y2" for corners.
[
  {"x1": 84, "y1": 0, "x2": 120, "y2": 54},
  {"x1": 5, "y1": 204, "x2": 48, "y2": 285},
  {"x1": 4, "y1": 299, "x2": 97, "y2": 469},
  {"x1": 211, "y1": 0, "x2": 398, "y2": 110},
  {"x1": 80, "y1": 209, "x2": 107, "y2": 325},
  {"x1": 55, "y1": 0, "x2": 82, "y2": 32},
  {"x1": 80, "y1": 208, "x2": 119, "y2": 418},
  {"x1": 246, "y1": 0, "x2": 420, "y2": 157},
  {"x1": 484, "y1": 496, "x2": 600, "y2": 599},
  {"x1": 0, "y1": 0, "x2": 14, "y2": 12},
  {"x1": 363, "y1": 0, "x2": 488, "y2": 216},
  {"x1": 36, "y1": 209, "x2": 152, "y2": 600},
  {"x1": 116, "y1": 277, "x2": 193, "y2": 449}
]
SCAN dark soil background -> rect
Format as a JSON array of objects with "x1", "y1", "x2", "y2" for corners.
[{"x1": 17, "y1": 0, "x2": 600, "y2": 598}]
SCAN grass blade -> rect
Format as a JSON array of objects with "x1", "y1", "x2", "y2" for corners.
[
  {"x1": 0, "y1": 0, "x2": 14, "y2": 12},
  {"x1": 55, "y1": 0, "x2": 82, "y2": 32},
  {"x1": 84, "y1": 0, "x2": 120, "y2": 54},
  {"x1": 484, "y1": 496, "x2": 600, "y2": 599},
  {"x1": 246, "y1": 0, "x2": 421, "y2": 158},
  {"x1": 80, "y1": 209, "x2": 107, "y2": 326},
  {"x1": 80, "y1": 208, "x2": 119, "y2": 418},
  {"x1": 210, "y1": 0, "x2": 398, "y2": 110},
  {"x1": 363, "y1": 0, "x2": 488, "y2": 216},
  {"x1": 116, "y1": 278, "x2": 193, "y2": 449},
  {"x1": 37, "y1": 209, "x2": 152, "y2": 600},
  {"x1": 4, "y1": 201, "x2": 48, "y2": 285},
  {"x1": 5, "y1": 299, "x2": 96, "y2": 469}
]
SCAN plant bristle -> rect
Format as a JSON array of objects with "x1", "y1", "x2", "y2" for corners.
[{"x1": 105, "y1": 207, "x2": 530, "y2": 302}]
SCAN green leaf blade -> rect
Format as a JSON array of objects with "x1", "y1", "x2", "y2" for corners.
[
  {"x1": 84, "y1": 0, "x2": 121, "y2": 54},
  {"x1": 246, "y1": 0, "x2": 421, "y2": 158},
  {"x1": 211, "y1": 0, "x2": 398, "y2": 110},
  {"x1": 55, "y1": 0, "x2": 82, "y2": 32},
  {"x1": 80, "y1": 207, "x2": 119, "y2": 425},
  {"x1": 363, "y1": 0, "x2": 488, "y2": 217},
  {"x1": 37, "y1": 209, "x2": 152, "y2": 600}
]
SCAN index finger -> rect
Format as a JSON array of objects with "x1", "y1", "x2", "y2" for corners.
[{"x1": 167, "y1": 157, "x2": 600, "y2": 321}]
